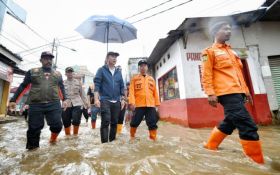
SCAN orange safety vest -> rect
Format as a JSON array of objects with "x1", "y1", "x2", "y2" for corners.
[
  {"x1": 201, "y1": 43, "x2": 249, "y2": 96},
  {"x1": 129, "y1": 74, "x2": 160, "y2": 107}
]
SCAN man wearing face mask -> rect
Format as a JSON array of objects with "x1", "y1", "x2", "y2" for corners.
[
  {"x1": 9, "y1": 51, "x2": 68, "y2": 150},
  {"x1": 201, "y1": 19, "x2": 264, "y2": 164}
]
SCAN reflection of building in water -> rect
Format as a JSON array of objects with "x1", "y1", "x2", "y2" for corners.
[{"x1": 71, "y1": 65, "x2": 94, "y2": 92}]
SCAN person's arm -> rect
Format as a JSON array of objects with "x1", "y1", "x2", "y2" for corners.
[
  {"x1": 58, "y1": 75, "x2": 67, "y2": 101},
  {"x1": 120, "y1": 74, "x2": 125, "y2": 98},
  {"x1": 201, "y1": 49, "x2": 217, "y2": 107},
  {"x1": 94, "y1": 68, "x2": 102, "y2": 107},
  {"x1": 201, "y1": 49, "x2": 215, "y2": 96},
  {"x1": 128, "y1": 77, "x2": 135, "y2": 106},
  {"x1": 153, "y1": 79, "x2": 160, "y2": 106},
  {"x1": 10, "y1": 70, "x2": 32, "y2": 103},
  {"x1": 79, "y1": 82, "x2": 88, "y2": 107}
]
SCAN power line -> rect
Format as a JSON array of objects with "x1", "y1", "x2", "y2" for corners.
[
  {"x1": 58, "y1": 35, "x2": 81, "y2": 41},
  {"x1": 131, "y1": 0, "x2": 193, "y2": 24},
  {"x1": 1, "y1": 29, "x2": 32, "y2": 49},
  {"x1": 59, "y1": 37, "x2": 84, "y2": 44},
  {"x1": 0, "y1": 0, "x2": 50, "y2": 43},
  {"x1": 125, "y1": 0, "x2": 174, "y2": 19},
  {"x1": 0, "y1": 33, "x2": 27, "y2": 50},
  {"x1": 21, "y1": 45, "x2": 50, "y2": 57},
  {"x1": 16, "y1": 43, "x2": 52, "y2": 54}
]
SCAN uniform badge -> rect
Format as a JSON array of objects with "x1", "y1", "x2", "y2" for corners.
[
  {"x1": 44, "y1": 73, "x2": 50, "y2": 80},
  {"x1": 201, "y1": 55, "x2": 208, "y2": 62}
]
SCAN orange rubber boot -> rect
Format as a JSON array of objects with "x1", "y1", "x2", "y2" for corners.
[
  {"x1": 149, "y1": 130, "x2": 157, "y2": 141},
  {"x1": 73, "y1": 125, "x2": 79, "y2": 135},
  {"x1": 130, "y1": 127, "x2": 137, "y2": 139},
  {"x1": 49, "y1": 132, "x2": 59, "y2": 143},
  {"x1": 204, "y1": 127, "x2": 227, "y2": 150},
  {"x1": 91, "y1": 121, "x2": 96, "y2": 129},
  {"x1": 117, "y1": 124, "x2": 123, "y2": 134},
  {"x1": 240, "y1": 140, "x2": 264, "y2": 164},
  {"x1": 64, "y1": 127, "x2": 71, "y2": 135}
]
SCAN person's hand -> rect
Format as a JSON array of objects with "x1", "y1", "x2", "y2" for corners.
[
  {"x1": 121, "y1": 100, "x2": 126, "y2": 110},
  {"x1": 87, "y1": 102, "x2": 91, "y2": 109},
  {"x1": 62, "y1": 100, "x2": 68, "y2": 111},
  {"x1": 129, "y1": 104, "x2": 135, "y2": 111},
  {"x1": 245, "y1": 93, "x2": 253, "y2": 105},
  {"x1": 95, "y1": 99, "x2": 101, "y2": 108},
  {"x1": 8, "y1": 102, "x2": 16, "y2": 110},
  {"x1": 208, "y1": 95, "x2": 218, "y2": 108}
]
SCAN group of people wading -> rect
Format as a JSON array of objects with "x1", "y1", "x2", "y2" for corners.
[{"x1": 9, "y1": 19, "x2": 264, "y2": 165}]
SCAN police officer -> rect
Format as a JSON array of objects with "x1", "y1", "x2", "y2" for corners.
[
  {"x1": 62, "y1": 67, "x2": 89, "y2": 135},
  {"x1": 201, "y1": 19, "x2": 264, "y2": 164},
  {"x1": 9, "y1": 51, "x2": 68, "y2": 150},
  {"x1": 129, "y1": 59, "x2": 160, "y2": 141},
  {"x1": 94, "y1": 51, "x2": 125, "y2": 143}
]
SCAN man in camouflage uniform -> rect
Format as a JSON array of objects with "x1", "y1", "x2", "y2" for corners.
[{"x1": 9, "y1": 51, "x2": 68, "y2": 150}]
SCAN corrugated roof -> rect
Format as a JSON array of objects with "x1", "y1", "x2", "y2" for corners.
[
  {"x1": 0, "y1": 44, "x2": 22, "y2": 61},
  {"x1": 0, "y1": 44, "x2": 25, "y2": 75}
]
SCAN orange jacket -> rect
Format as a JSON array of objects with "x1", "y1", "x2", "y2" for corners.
[
  {"x1": 201, "y1": 43, "x2": 249, "y2": 96},
  {"x1": 129, "y1": 74, "x2": 160, "y2": 107}
]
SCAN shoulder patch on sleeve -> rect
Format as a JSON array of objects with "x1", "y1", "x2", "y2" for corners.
[
  {"x1": 31, "y1": 68, "x2": 40, "y2": 73},
  {"x1": 54, "y1": 71, "x2": 62, "y2": 76},
  {"x1": 201, "y1": 55, "x2": 208, "y2": 62}
]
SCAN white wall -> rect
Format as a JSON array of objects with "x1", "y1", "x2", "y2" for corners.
[
  {"x1": 243, "y1": 22, "x2": 280, "y2": 110},
  {"x1": 154, "y1": 40, "x2": 186, "y2": 99},
  {"x1": 153, "y1": 21, "x2": 280, "y2": 110}
]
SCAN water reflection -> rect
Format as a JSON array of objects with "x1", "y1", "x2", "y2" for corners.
[{"x1": 0, "y1": 118, "x2": 279, "y2": 174}]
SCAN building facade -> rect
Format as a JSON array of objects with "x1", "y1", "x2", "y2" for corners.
[
  {"x1": 148, "y1": 5, "x2": 279, "y2": 128},
  {"x1": 0, "y1": 44, "x2": 24, "y2": 116}
]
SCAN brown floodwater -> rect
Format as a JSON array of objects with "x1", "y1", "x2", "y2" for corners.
[{"x1": 0, "y1": 117, "x2": 279, "y2": 175}]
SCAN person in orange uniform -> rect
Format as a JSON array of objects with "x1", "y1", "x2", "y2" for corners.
[
  {"x1": 129, "y1": 59, "x2": 160, "y2": 141},
  {"x1": 201, "y1": 19, "x2": 264, "y2": 164}
]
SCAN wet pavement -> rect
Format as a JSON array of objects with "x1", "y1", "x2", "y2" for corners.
[{"x1": 0, "y1": 117, "x2": 280, "y2": 175}]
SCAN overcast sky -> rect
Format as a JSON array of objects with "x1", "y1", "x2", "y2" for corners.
[{"x1": 0, "y1": 0, "x2": 265, "y2": 86}]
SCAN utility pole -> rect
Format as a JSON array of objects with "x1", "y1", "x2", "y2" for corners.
[
  {"x1": 51, "y1": 38, "x2": 58, "y2": 70},
  {"x1": 51, "y1": 38, "x2": 76, "y2": 70}
]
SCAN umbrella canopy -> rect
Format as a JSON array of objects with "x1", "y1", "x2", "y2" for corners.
[{"x1": 75, "y1": 15, "x2": 137, "y2": 51}]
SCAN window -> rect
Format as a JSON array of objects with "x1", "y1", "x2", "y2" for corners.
[
  {"x1": 158, "y1": 67, "x2": 180, "y2": 101},
  {"x1": 163, "y1": 58, "x2": 166, "y2": 63},
  {"x1": 156, "y1": 66, "x2": 159, "y2": 70},
  {"x1": 167, "y1": 53, "x2": 170, "y2": 59},
  {"x1": 160, "y1": 62, "x2": 162, "y2": 67}
]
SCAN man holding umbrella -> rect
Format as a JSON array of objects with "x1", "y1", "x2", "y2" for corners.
[{"x1": 94, "y1": 51, "x2": 125, "y2": 143}]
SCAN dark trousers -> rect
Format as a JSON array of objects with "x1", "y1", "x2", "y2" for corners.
[
  {"x1": 100, "y1": 101, "x2": 121, "y2": 143},
  {"x1": 130, "y1": 107, "x2": 158, "y2": 130},
  {"x1": 22, "y1": 109, "x2": 28, "y2": 121},
  {"x1": 62, "y1": 106, "x2": 82, "y2": 128},
  {"x1": 27, "y1": 101, "x2": 62, "y2": 149},
  {"x1": 218, "y1": 93, "x2": 259, "y2": 141},
  {"x1": 82, "y1": 107, "x2": 89, "y2": 121},
  {"x1": 91, "y1": 106, "x2": 100, "y2": 122},
  {"x1": 118, "y1": 104, "x2": 126, "y2": 124}
]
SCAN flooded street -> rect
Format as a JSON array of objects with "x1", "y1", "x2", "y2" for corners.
[{"x1": 0, "y1": 118, "x2": 280, "y2": 175}]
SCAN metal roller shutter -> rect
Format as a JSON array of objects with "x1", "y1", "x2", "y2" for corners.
[{"x1": 268, "y1": 56, "x2": 280, "y2": 105}]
